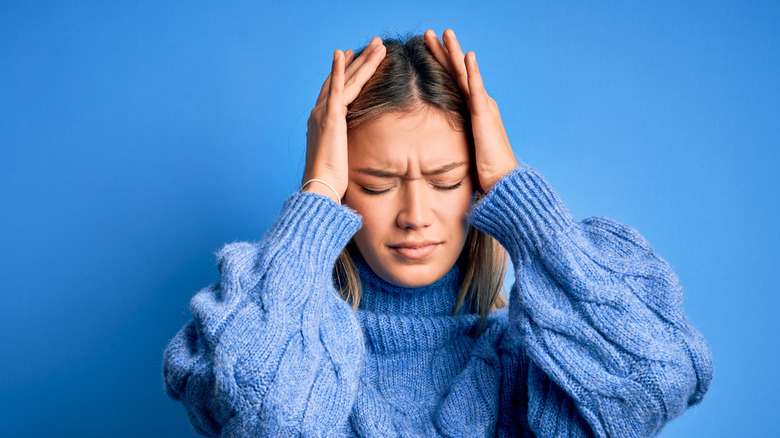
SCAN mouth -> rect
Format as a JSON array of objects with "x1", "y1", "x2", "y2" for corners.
[{"x1": 388, "y1": 241, "x2": 441, "y2": 260}]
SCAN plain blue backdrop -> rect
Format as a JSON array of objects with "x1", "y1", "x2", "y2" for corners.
[{"x1": 1, "y1": 1, "x2": 777, "y2": 436}]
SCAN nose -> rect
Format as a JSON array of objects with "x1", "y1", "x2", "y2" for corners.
[{"x1": 396, "y1": 181, "x2": 434, "y2": 230}]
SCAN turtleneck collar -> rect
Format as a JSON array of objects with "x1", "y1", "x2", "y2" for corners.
[
  {"x1": 352, "y1": 252, "x2": 466, "y2": 317},
  {"x1": 350, "y1": 253, "x2": 482, "y2": 354}
]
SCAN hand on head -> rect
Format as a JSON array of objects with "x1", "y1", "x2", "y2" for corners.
[
  {"x1": 423, "y1": 29, "x2": 519, "y2": 193},
  {"x1": 302, "y1": 37, "x2": 386, "y2": 203},
  {"x1": 302, "y1": 30, "x2": 521, "y2": 205}
]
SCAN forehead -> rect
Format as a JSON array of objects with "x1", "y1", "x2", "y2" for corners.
[{"x1": 347, "y1": 109, "x2": 471, "y2": 170}]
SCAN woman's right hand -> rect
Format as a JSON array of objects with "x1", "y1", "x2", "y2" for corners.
[{"x1": 302, "y1": 37, "x2": 387, "y2": 203}]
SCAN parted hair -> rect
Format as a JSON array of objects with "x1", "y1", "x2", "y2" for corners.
[{"x1": 333, "y1": 33, "x2": 507, "y2": 333}]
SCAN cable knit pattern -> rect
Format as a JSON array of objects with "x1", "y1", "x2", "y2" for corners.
[{"x1": 163, "y1": 165, "x2": 713, "y2": 437}]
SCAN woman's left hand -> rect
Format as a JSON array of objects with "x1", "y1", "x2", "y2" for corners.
[{"x1": 424, "y1": 29, "x2": 519, "y2": 194}]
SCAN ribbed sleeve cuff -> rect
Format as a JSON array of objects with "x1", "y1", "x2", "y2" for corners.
[
  {"x1": 468, "y1": 165, "x2": 577, "y2": 260},
  {"x1": 265, "y1": 191, "x2": 362, "y2": 275}
]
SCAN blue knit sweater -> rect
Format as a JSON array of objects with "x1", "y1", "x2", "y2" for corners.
[{"x1": 163, "y1": 165, "x2": 713, "y2": 437}]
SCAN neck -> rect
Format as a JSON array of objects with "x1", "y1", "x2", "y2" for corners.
[{"x1": 352, "y1": 253, "x2": 466, "y2": 316}]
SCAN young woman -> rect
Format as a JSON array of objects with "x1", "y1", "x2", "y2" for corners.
[{"x1": 163, "y1": 30, "x2": 713, "y2": 437}]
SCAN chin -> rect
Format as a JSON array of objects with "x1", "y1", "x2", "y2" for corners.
[{"x1": 381, "y1": 263, "x2": 447, "y2": 288}]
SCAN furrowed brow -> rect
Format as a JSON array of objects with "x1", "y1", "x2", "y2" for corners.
[
  {"x1": 422, "y1": 162, "x2": 468, "y2": 176},
  {"x1": 355, "y1": 168, "x2": 405, "y2": 178},
  {"x1": 355, "y1": 162, "x2": 467, "y2": 178}
]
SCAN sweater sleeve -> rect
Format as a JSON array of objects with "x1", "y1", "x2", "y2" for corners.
[
  {"x1": 162, "y1": 192, "x2": 365, "y2": 437},
  {"x1": 469, "y1": 165, "x2": 714, "y2": 438}
]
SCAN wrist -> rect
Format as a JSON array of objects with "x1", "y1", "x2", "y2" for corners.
[
  {"x1": 480, "y1": 163, "x2": 520, "y2": 194},
  {"x1": 301, "y1": 179, "x2": 341, "y2": 204}
]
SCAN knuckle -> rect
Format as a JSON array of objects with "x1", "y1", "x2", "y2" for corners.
[
  {"x1": 309, "y1": 107, "x2": 324, "y2": 121},
  {"x1": 320, "y1": 113, "x2": 344, "y2": 130}
]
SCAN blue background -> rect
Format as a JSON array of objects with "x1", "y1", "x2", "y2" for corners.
[{"x1": 1, "y1": 1, "x2": 777, "y2": 436}]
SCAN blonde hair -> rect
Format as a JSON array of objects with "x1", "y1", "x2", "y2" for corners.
[{"x1": 334, "y1": 33, "x2": 508, "y2": 333}]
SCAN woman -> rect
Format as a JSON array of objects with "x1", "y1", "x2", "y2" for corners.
[{"x1": 163, "y1": 30, "x2": 713, "y2": 437}]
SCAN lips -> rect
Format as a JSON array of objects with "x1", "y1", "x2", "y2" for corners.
[{"x1": 389, "y1": 241, "x2": 441, "y2": 260}]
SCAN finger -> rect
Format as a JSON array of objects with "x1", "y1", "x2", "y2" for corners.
[
  {"x1": 326, "y1": 50, "x2": 345, "y2": 114},
  {"x1": 316, "y1": 72, "x2": 332, "y2": 106},
  {"x1": 316, "y1": 48, "x2": 356, "y2": 106},
  {"x1": 465, "y1": 51, "x2": 489, "y2": 114},
  {"x1": 343, "y1": 36, "x2": 382, "y2": 82},
  {"x1": 343, "y1": 42, "x2": 386, "y2": 103},
  {"x1": 466, "y1": 51, "x2": 510, "y2": 146},
  {"x1": 442, "y1": 29, "x2": 470, "y2": 97},
  {"x1": 424, "y1": 29, "x2": 453, "y2": 72}
]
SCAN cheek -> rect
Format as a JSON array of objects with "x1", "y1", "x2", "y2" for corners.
[
  {"x1": 445, "y1": 183, "x2": 476, "y2": 221},
  {"x1": 348, "y1": 198, "x2": 389, "y2": 244},
  {"x1": 450, "y1": 197, "x2": 474, "y2": 235}
]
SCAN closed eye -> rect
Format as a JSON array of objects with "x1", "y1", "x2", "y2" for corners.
[
  {"x1": 361, "y1": 186, "x2": 392, "y2": 195},
  {"x1": 361, "y1": 178, "x2": 465, "y2": 195},
  {"x1": 433, "y1": 180, "x2": 464, "y2": 191}
]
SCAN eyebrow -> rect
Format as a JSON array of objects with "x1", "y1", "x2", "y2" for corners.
[{"x1": 356, "y1": 161, "x2": 468, "y2": 178}]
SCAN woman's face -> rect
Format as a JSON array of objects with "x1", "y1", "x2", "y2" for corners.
[{"x1": 344, "y1": 108, "x2": 475, "y2": 288}]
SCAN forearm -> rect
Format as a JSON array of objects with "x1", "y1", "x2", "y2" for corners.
[
  {"x1": 470, "y1": 166, "x2": 713, "y2": 437},
  {"x1": 163, "y1": 191, "x2": 366, "y2": 435}
]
